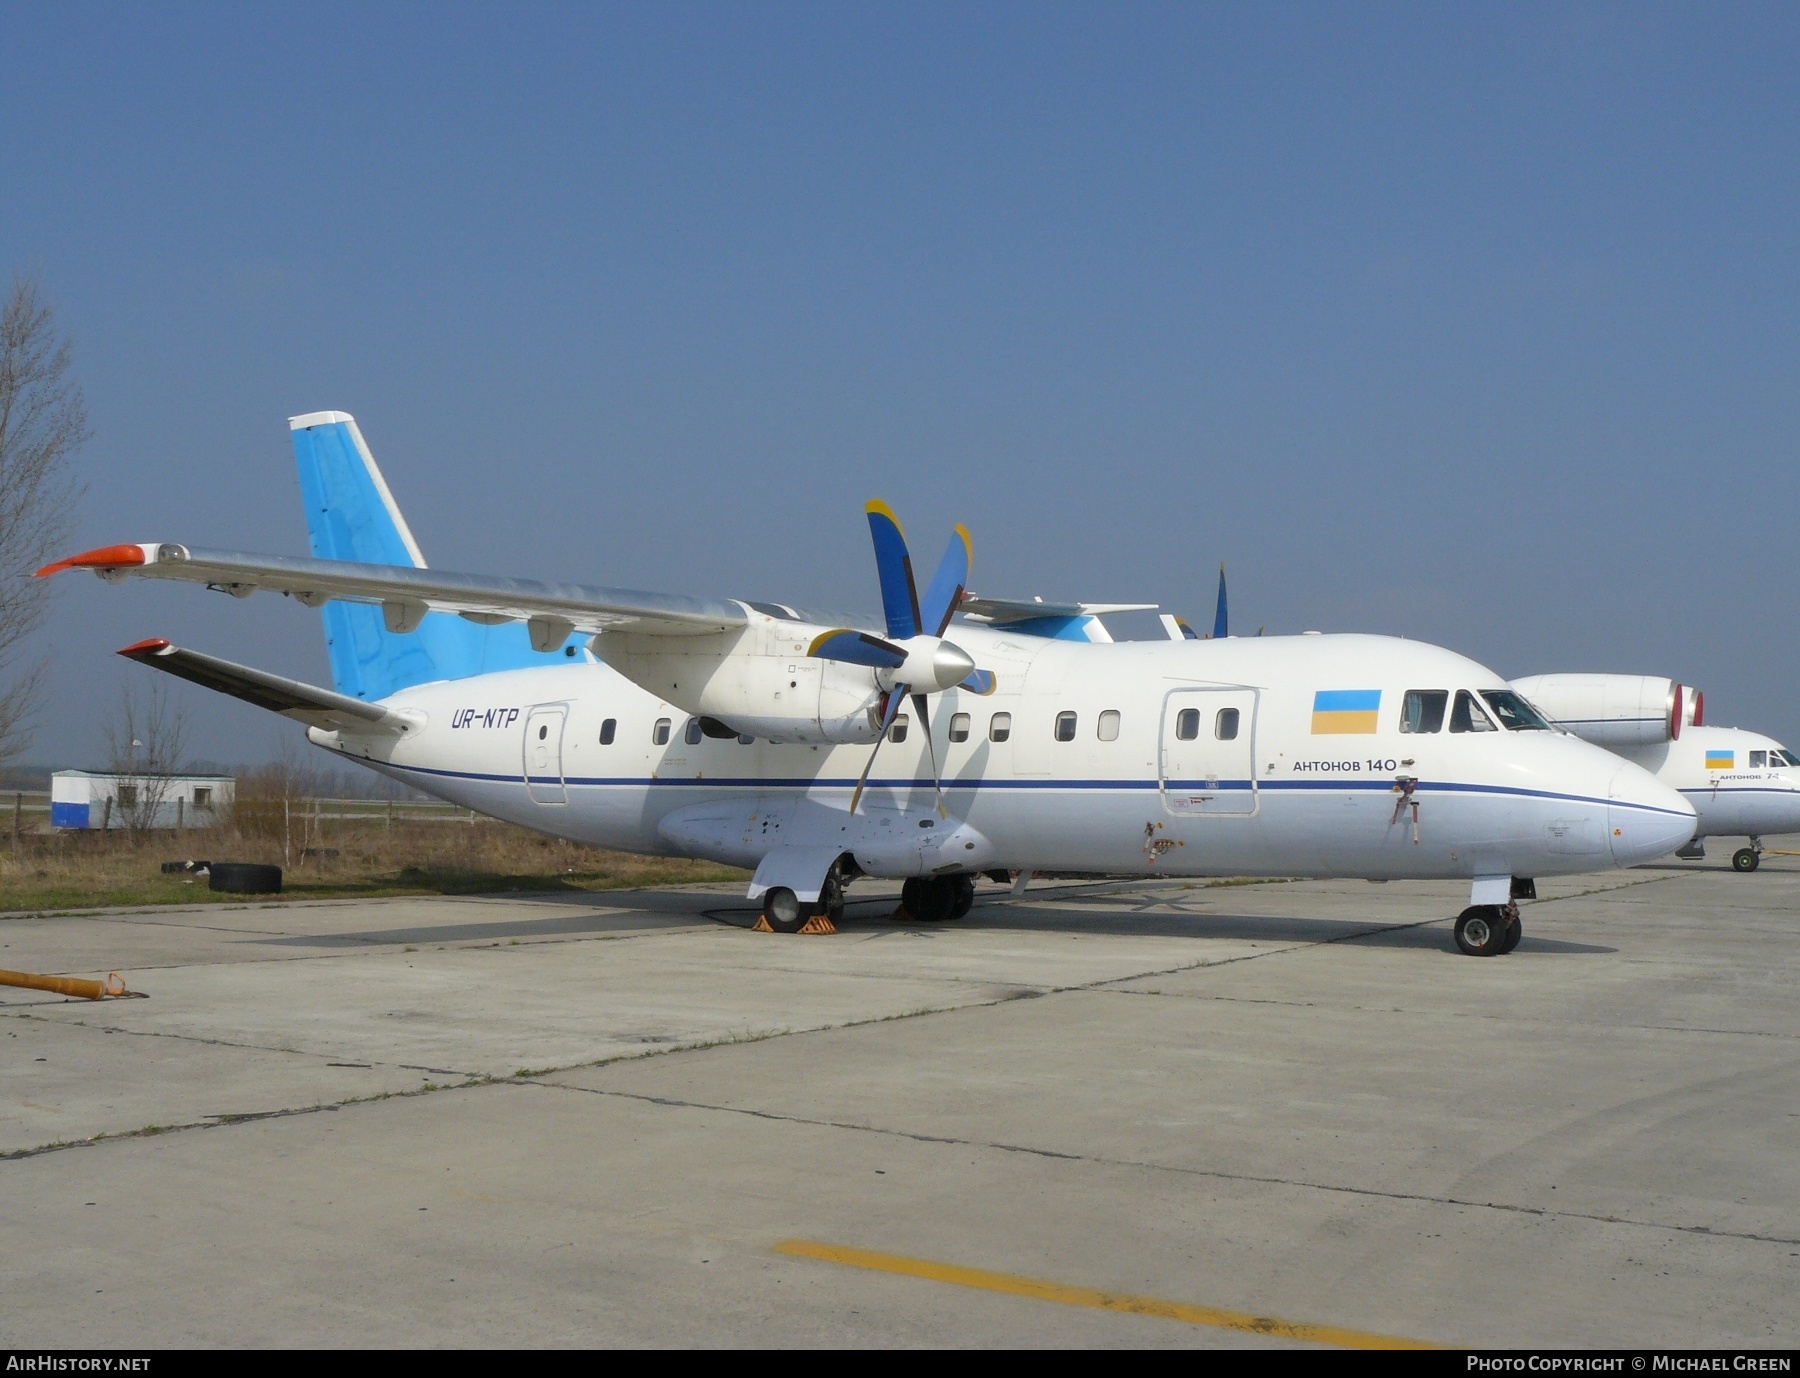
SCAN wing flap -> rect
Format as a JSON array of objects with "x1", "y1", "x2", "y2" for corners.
[
  {"x1": 117, "y1": 638, "x2": 411, "y2": 734},
  {"x1": 42, "y1": 543, "x2": 746, "y2": 638}
]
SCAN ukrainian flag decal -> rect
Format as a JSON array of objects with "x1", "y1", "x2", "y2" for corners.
[
  {"x1": 1705, "y1": 750, "x2": 1734, "y2": 770},
  {"x1": 1312, "y1": 689, "x2": 1381, "y2": 735}
]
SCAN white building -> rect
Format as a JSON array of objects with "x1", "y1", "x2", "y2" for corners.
[{"x1": 50, "y1": 771, "x2": 235, "y2": 830}]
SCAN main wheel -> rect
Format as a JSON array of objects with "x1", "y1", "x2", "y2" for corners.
[
  {"x1": 1499, "y1": 914, "x2": 1522, "y2": 954},
  {"x1": 819, "y1": 871, "x2": 846, "y2": 924},
  {"x1": 762, "y1": 887, "x2": 807, "y2": 934},
  {"x1": 1454, "y1": 905, "x2": 1508, "y2": 956},
  {"x1": 899, "y1": 876, "x2": 926, "y2": 921},
  {"x1": 948, "y1": 875, "x2": 976, "y2": 920},
  {"x1": 1732, "y1": 847, "x2": 1760, "y2": 873},
  {"x1": 900, "y1": 877, "x2": 957, "y2": 921}
]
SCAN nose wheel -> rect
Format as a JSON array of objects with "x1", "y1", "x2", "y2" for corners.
[
  {"x1": 1733, "y1": 838, "x2": 1763, "y2": 873},
  {"x1": 1455, "y1": 903, "x2": 1522, "y2": 956}
]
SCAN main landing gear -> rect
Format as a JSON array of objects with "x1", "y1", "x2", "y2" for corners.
[
  {"x1": 1733, "y1": 837, "x2": 1764, "y2": 873},
  {"x1": 1455, "y1": 902, "x2": 1522, "y2": 957},
  {"x1": 760, "y1": 869, "x2": 847, "y2": 934},
  {"x1": 897, "y1": 875, "x2": 976, "y2": 923}
]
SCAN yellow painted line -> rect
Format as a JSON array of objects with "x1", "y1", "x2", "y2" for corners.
[{"x1": 773, "y1": 1239, "x2": 1437, "y2": 1349}]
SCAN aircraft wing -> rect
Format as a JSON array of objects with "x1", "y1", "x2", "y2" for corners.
[
  {"x1": 40, "y1": 543, "x2": 747, "y2": 645},
  {"x1": 959, "y1": 595, "x2": 1157, "y2": 624},
  {"x1": 117, "y1": 638, "x2": 414, "y2": 734}
]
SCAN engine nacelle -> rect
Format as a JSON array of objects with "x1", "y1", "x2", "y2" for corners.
[
  {"x1": 591, "y1": 616, "x2": 884, "y2": 745},
  {"x1": 1510, "y1": 673, "x2": 1696, "y2": 749}
]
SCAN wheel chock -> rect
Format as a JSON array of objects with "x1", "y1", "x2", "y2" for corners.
[
  {"x1": 752, "y1": 915, "x2": 775, "y2": 933},
  {"x1": 0, "y1": 969, "x2": 129, "y2": 1001},
  {"x1": 797, "y1": 913, "x2": 837, "y2": 935}
]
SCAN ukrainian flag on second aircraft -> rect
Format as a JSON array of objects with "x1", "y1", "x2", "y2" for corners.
[
  {"x1": 1705, "y1": 750, "x2": 1734, "y2": 770},
  {"x1": 1312, "y1": 689, "x2": 1382, "y2": 734}
]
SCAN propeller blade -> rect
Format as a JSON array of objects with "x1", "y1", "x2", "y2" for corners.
[
  {"x1": 911, "y1": 691, "x2": 947, "y2": 818},
  {"x1": 849, "y1": 688, "x2": 908, "y2": 815},
  {"x1": 807, "y1": 628, "x2": 907, "y2": 669},
  {"x1": 959, "y1": 668, "x2": 997, "y2": 695},
  {"x1": 1212, "y1": 563, "x2": 1228, "y2": 640},
  {"x1": 917, "y1": 524, "x2": 972, "y2": 637},
  {"x1": 865, "y1": 500, "x2": 921, "y2": 640}
]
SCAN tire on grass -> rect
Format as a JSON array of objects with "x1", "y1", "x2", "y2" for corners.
[{"x1": 209, "y1": 862, "x2": 283, "y2": 895}]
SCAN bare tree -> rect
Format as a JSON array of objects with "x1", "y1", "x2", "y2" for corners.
[
  {"x1": 0, "y1": 275, "x2": 89, "y2": 767},
  {"x1": 105, "y1": 677, "x2": 189, "y2": 835}
]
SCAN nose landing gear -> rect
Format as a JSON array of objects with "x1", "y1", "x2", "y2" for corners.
[
  {"x1": 1455, "y1": 902, "x2": 1522, "y2": 957},
  {"x1": 1732, "y1": 837, "x2": 1764, "y2": 873}
]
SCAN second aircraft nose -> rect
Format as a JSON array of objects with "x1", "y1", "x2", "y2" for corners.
[{"x1": 1607, "y1": 761, "x2": 1698, "y2": 866}]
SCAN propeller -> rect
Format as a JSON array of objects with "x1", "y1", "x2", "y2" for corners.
[{"x1": 809, "y1": 500, "x2": 980, "y2": 814}]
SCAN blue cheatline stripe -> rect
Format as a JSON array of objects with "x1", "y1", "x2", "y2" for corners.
[
  {"x1": 371, "y1": 761, "x2": 1694, "y2": 818},
  {"x1": 1680, "y1": 786, "x2": 1800, "y2": 797},
  {"x1": 1312, "y1": 689, "x2": 1381, "y2": 712}
]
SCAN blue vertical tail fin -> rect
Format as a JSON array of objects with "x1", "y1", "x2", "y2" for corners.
[{"x1": 289, "y1": 411, "x2": 567, "y2": 700}]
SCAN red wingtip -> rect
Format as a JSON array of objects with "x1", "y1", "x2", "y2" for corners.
[
  {"x1": 117, "y1": 638, "x2": 173, "y2": 659},
  {"x1": 36, "y1": 544, "x2": 147, "y2": 578}
]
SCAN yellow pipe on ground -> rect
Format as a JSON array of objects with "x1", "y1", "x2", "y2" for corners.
[{"x1": 0, "y1": 969, "x2": 127, "y2": 1000}]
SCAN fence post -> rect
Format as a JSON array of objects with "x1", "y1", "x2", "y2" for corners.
[
  {"x1": 12, "y1": 791, "x2": 19, "y2": 847},
  {"x1": 102, "y1": 796, "x2": 113, "y2": 832},
  {"x1": 386, "y1": 800, "x2": 393, "y2": 831},
  {"x1": 176, "y1": 797, "x2": 184, "y2": 834}
]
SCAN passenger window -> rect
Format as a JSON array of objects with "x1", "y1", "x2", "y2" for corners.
[
  {"x1": 1175, "y1": 708, "x2": 1200, "y2": 740},
  {"x1": 652, "y1": 718, "x2": 671, "y2": 746},
  {"x1": 538, "y1": 724, "x2": 548, "y2": 740},
  {"x1": 1215, "y1": 707, "x2": 1239, "y2": 741},
  {"x1": 1054, "y1": 711, "x2": 1077, "y2": 742},
  {"x1": 599, "y1": 718, "x2": 616, "y2": 746},
  {"x1": 949, "y1": 712, "x2": 971, "y2": 743},
  {"x1": 1449, "y1": 690, "x2": 1496, "y2": 733},
  {"x1": 890, "y1": 714, "x2": 909, "y2": 743},
  {"x1": 1097, "y1": 709, "x2": 1120, "y2": 742},
  {"x1": 1750, "y1": 751, "x2": 1767, "y2": 768},
  {"x1": 1400, "y1": 690, "x2": 1447, "y2": 734},
  {"x1": 684, "y1": 718, "x2": 703, "y2": 745},
  {"x1": 989, "y1": 712, "x2": 1012, "y2": 743}
]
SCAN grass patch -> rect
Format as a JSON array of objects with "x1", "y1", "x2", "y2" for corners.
[{"x1": 0, "y1": 818, "x2": 745, "y2": 915}]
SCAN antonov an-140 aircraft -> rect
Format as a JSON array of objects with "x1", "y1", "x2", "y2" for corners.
[
  {"x1": 41, "y1": 412, "x2": 1696, "y2": 956},
  {"x1": 1509, "y1": 674, "x2": 1800, "y2": 874}
]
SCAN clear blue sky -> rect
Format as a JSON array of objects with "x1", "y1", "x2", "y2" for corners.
[{"x1": 5, "y1": 2, "x2": 1796, "y2": 767}]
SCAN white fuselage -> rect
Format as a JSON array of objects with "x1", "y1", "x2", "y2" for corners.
[
  {"x1": 310, "y1": 627, "x2": 1696, "y2": 883},
  {"x1": 1609, "y1": 725, "x2": 1800, "y2": 840}
]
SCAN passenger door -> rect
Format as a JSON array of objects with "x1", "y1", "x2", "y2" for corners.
[
  {"x1": 1160, "y1": 688, "x2": 1259, "y2": 816},
  {"x1": 523, "y1": 704, "x2": 568, "y2": 804}
]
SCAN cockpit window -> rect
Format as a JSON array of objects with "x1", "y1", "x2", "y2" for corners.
[
  {"x1": 1479, "y1": 690, "x2": 1552, "y2": 731},
  {"x1": 1751, "y1": 751, "x2": 1768, "y2": 768},
  {"x1": 1449, "y1": 690, "x2": 1497, "y2": 733},
  {"x1": 1779, "y1": 749, "x2": 1800, "y2": 767},
  {"x1": 1400, "y1": 690, "x2": 1447, "y2": 734}
]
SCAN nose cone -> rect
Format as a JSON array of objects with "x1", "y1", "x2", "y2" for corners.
[
  {"x1": 930, "y1": 639, "x2": 976, "y2": 691},
  {"x1": 1607, "y1": 760, "x2": 1697, "y2": 866}
]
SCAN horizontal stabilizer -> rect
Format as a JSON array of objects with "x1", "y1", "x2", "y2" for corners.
[{"x1": 116, "y1": 639, "x2": 412, "y2": 735}]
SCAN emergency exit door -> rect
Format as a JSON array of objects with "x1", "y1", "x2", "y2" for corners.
[
  {"x1": 1160, "y1": 688, "x2": 1259, "y2": 816},
  {"x1": 523, "y1": 704, "x2": 568, "y2": 804}
]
